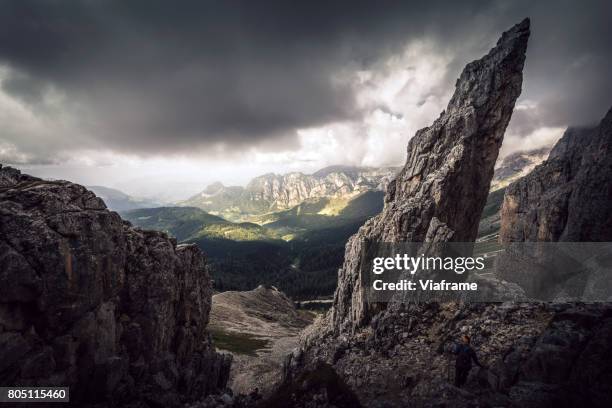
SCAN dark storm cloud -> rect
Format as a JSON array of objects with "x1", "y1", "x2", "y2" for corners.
[
  {"x1": 507, "y1": 1, "x2": 612, "y2": 134},
  {"x1": 0, "y1": 0, "x2": 610, "y2": 160}
]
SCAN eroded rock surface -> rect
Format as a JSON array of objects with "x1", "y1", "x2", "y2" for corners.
[
  {"x1": 495, "y1": 108, "x2": 612, "y2": 301},
  {"x1": 182, "y1": 166, "x2": 398, "y2": 218},
  {"x1": 0, "y1": 166, "x2": 231, "y2": 406},
  {"x1": 500, "y1": 107, "x2": 612, "y2": 242},
  {"x1": 288, "y1": 302, "x2": 612, "y2": 408},
  {"x1": 332, "y1": 18, "x2": 530, "y2": 332}
]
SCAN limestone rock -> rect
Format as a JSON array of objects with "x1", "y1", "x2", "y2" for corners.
[
  {"x1": 332, "y1": 18, "x2": 530, "y2": 332},
  {"x1": 283, "y1": 300, "x2": 612, "y2": 407},
  {"x1": 181, "y1": 166, "x2": 398, "y2": 216},
  {"x1": 279, "y1": 18, "x2": 612, "y2": 408},
  {"x1": 500, "y1": 107, "x2": 612, "y2": 242},
  {"x1": 0, "y1": 165, "x2": 231, "y2": 406},
  {"x1": 491, "y1": 146, "x2": 551, "y2": 191}
]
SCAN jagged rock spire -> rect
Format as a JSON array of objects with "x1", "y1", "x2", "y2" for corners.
[{"x1": 332, "y1": 19, "x2": 530, "y2": 331}]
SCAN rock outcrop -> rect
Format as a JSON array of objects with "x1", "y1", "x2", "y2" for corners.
[
  {"x1": 0, "y1": 165, "x2": 231, "y2": 406},
  {"x1": 332, "y1": 18, "x2": 530, "y2": 332},
  {"x1": 496, "y1": 108, "x2": 612, "y2": 301},
  {"x1": 286, "y1": 301, "x2": 612, "y2": 408},
  {"x1": 276, "y1": 19, "x2": 612, "y2": 407},
  {"x1": 274, "y1": 19, "x2": 612, "y2": 408},
  {"x1": 500, "y1": 107, "x2": 612, "y2": 242}
]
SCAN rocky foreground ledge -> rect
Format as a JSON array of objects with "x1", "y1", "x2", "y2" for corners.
[{"x1": 0, "y1": 165, "x2": 231, "y2": 406}]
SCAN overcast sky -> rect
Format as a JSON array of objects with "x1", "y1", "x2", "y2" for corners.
[{"x1": 1, "y1": 1, "x2": 611, "y2": 201}]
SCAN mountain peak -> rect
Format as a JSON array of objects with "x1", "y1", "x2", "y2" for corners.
[
  {"x1": 203, "y1": 181, "x2": 225, "y2": 194},
  {"x1": 87, "y1": 185, "x2": 159, "y2": 211},
  {"x1": 312, "y1": 165, "x2": 366, "y2": 178},
  {"x1": 183, "y1": 165, "x2": 399, "y2": 221}
]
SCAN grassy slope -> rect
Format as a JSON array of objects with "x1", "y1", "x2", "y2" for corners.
[
  {"x1": 259, "y1": 191, "x2": 384, "y2": 233},
  {"x1": 122, "y1": 206, "x2": 229, "y2": 241},
  {"x1": 122, "y1": 193, "x2": 384, "y2": 299},
  {"x1": 477, "y1": 187, "x2": 506, "y2": 242},
  {"x1": 208, "y1": 327, "x2": 270, "y2": 356},
  {"x1": 122, "y1": 206, "x2": 278, "y2": 241}
]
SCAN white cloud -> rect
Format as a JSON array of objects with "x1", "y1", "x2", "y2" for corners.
[
  {"x1": 250, "y1": 40, "x2": 454, "y2": 171},
  {"x1": 501, "y1": 126, "x2": 566, "y2": 158}
]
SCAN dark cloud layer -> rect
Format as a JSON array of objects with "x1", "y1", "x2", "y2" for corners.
[{"x1": 0, "y1": 0, "x2": 611, "y2": 161}]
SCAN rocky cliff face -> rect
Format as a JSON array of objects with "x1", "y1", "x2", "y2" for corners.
[
  {"x1": 496, "y1": 108, "x2": 612, "y2": 301},
  {"x1": 246, "y1": 167, "x2": 398, "y2": 210},
  {"x1": 0, "y1": 166, "x2": 231, "y2": 406},
  {"x1": 500, "y1": 107, "x2": 612, "y2": 242},
  {"x1": 181, "y1": 166, "x2": 398, "y2": 219},
  {"x1": 332, "y1": 18, "x2": 530, "y2": 332},
  {"x1": 276, "y1": 20, "x2": 612, "y2": 408}
]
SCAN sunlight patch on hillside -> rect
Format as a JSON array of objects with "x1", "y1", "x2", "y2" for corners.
[{"x1": 316, "y1": 197, "x2": 350, "y2": 216}]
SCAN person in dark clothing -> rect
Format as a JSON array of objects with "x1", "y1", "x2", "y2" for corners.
[
  {"x1": 452, "y1": 335, "x2": 483, "y2": 387},
  {"x1": 249, "y1": 387, "x2": 261, "y2": 401}
]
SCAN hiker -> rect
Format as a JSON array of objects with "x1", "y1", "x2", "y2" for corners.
[
  {"x1": 451, "y1": 334, "x2": 483, "y2": 387},
  {"x1": 249, "y1": 387, "x2": 261, "y2": 401}
]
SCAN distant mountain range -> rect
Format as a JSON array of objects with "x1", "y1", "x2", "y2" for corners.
[
  {"x1": 87, "y1": 185, "x2": 160, "y2": 212},
  {"x1": 122, "y1": 206, "x2": 276, "y2": 242},
  {"x1": 180, "y1": 165, "x2": 399, "y2": 222},
  {"x1": 491, "y1": 146, "x2": 551, "y2": 191},
  {"x1": 92, "y1": 154, "x2": 547, "y2": 219}
]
